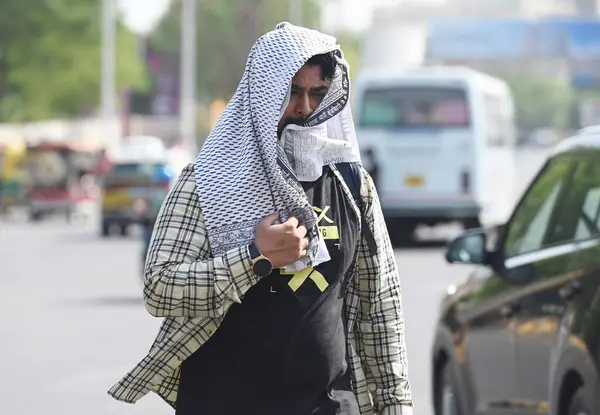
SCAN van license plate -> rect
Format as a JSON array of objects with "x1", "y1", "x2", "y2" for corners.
[{"x1": 404, "y1": 175, "x2": 424, "y2": 187}]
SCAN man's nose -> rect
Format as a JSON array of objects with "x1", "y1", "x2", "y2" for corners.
[{"x1": 296, "y1": 94, "x2": 312, "y2": 117}]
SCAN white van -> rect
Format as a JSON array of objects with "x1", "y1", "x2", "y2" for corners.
[{"x1": 353, "y1": 66, "x2": 517, "y2": 241}]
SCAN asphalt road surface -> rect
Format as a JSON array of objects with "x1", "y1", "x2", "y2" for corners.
[{"x1": 0, "y1": 147, "x2": 550, "y2": 415}]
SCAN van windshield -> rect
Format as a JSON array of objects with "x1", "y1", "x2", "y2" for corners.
[
  {"x1": 104, "y1": 162, "x2": 172, "y2": 187},
  {"x1": 359, "y1": 86, "x2": 470, "y2": 128},
  {"x1": 110, "y1": 163, "x2": 166, "y2": 176}
]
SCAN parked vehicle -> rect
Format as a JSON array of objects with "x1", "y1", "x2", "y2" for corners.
[
  {"x1": 0, "y1": 141, "x2": 28, "y2": 215},
  {"x1": 100, "y1": 137, "x2": 187, "y2": 237},
  {"x1": 25, "y1": 140, "x2": 103, "y2": 221},
  {"x1": 433, "y1": 128, "x2": 600, "y2": 415}
]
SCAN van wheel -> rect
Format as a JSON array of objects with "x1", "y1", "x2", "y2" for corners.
[
  {"x1": 568, "y1": 388, "x2": 591, "y2": 415},
  {"x1": 391, "y1": 219, "x2": 417, "y2": 247},
  {"x1": 435, "y1": 363, "x2": 461, "y2": 415},
  {"x1": 101, "y1": 222, "x2": 111, "y2": 237},
  {"x1": 120, "y1": 225, "x2": 129, "y2": 237},
  {"x1": 462, "y1": 217, "x2": 481, "y2": 230}
]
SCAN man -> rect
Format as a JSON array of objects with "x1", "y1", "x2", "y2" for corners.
[{"x1": 108, "y1": 23, "x2": 413, "y2": 415}]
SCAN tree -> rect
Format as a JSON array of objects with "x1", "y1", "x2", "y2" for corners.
[
  {"x1": 504, "y1": 75, "x2": 575, "y2": 134},
  {"x1": 0, "y1": 0, "x2": 148, "y2": 122},
  {"x1": 149, "y1": 0, "x2": 322, "y2": 102},
  {"x1": 335, "y1": 31, "x2": 362, "y2": 80}
]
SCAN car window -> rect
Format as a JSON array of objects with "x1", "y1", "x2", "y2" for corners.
[
  {"x1": 504, "y1": 157, "x2": 573, "y2": 257},
  {"x1": 547, "y1": 159, "x2": 600, "y2": 244}
]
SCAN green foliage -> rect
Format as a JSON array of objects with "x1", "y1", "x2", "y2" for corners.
[
  {"x1": 504, "y1": 75, "x2": 575, "y2": 133},
  {"x1": 149, "y1": 0, "x2": 322, "y2": 101},
  {"x1": 0, "y1": 0, "x2": 148, "y2": 122},
  {"x1": 336, "y1": 31, "x2": 362, "y2": 80}
]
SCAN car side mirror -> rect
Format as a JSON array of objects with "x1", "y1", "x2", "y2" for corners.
[{"x1": 445, "y1": 228, "x2": 488, "y2": 265}]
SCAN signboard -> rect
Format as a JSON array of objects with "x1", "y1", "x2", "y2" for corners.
[
  {"x1": 426, "y1": 19, "x2": 533, "y2": 60},
  {"x1": 426, "y1": 18, "x2": 600, "y2": 88}
]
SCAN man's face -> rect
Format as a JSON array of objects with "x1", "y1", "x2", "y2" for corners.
[{"x1": 277, "y1": 64, "x2": 331, "y2": 137}]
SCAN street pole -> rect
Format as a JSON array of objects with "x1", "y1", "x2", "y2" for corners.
[
  {"x1": 101, "y1": 0, "x2": 117, "y2": 135},
  {"x1": 290, "y1": 0, "x2": 302, "y2": 26},
  {"x1": 180, "y1": 0, "x2": 197, "y2": 153}
]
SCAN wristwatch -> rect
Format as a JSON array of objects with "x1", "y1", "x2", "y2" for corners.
[{"x1": 248, "y1": 241, "x2": 273, "y2": 277}]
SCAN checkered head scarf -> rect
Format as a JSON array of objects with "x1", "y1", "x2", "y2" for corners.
[{"x1": 194, "y1": 22, "x2": 361, "y2": 271}]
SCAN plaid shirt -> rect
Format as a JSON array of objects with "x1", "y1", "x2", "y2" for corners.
[{"x1": 108, "y1": 164, "x2": 413, "y2": 415}]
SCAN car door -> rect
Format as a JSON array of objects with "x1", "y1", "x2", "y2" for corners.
[
  {"x1": 451, "y1": 263, "x2": 520, "y2": 415},
  {"x1": 509, "y1": 154, "x2": 600, "y2": 414},
  {"x1": 466, "y1": 154, "x2": 575, "y2": 415}
]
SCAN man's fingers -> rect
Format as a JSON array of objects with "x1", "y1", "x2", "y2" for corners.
[
  {"x1": 296, "y1": 225, "x2": 307, "y2": 238},
  {"x1": 269, "y1": 216, "x2": 299, "y2": 232},
  {"x1": 300, "y1": 237, "x2": 309, "y2": 250},
  {"x1": 259, "y1": 213, "x2": 280, "y2": 228},
  {"x1": 284, "y1": 217, "x2": 299, "y2": 231}
]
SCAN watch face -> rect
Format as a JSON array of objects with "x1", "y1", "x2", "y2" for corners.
[{"x1": 253, "y1": 258, "x2": 272, "y2": 277}]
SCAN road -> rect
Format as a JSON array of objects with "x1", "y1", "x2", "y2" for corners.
[{"x1": 0, "y1": 148, "x2": 550, "y2": 415}]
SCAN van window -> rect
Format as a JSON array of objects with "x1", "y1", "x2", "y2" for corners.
[
  {"x1": 359, "y1": 86, "x2": 470, "y2": 128},
  {"x1": 111, "y1": 163, "x2": 165, "y2": 176},
  {"x1": 105, "y1": 162, "x2": 173, "y2": 185}
]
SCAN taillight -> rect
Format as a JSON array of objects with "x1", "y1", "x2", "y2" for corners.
[{"x1": 461, "y1": 170, "x2": 470, "y2": 194}]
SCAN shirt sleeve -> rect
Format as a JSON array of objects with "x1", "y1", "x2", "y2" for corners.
[
  {"x1": 356, "y1": 167, "x2": 414, "y2": 413},
  {"x1": 143, "y1": 164, "x2": 260, "y2": 318}
]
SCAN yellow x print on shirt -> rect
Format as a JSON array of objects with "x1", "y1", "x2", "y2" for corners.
[
  {"x1": 313, "y1": 206, "x2": 334, "y2": 224},
  {"x1": 280, "y1": 268, "x2": 329, "y2": 292}
]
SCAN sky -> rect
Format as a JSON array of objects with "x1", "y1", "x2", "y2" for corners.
[{"x1": 117, "y1": 0, "x2": 411, "y2": 35}]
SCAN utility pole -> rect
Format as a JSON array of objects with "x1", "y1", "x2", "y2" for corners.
[
  {"x1": 180, "y1": 0, "x2": 198, "y2": 153},
  {"x1": 290, "y1": 0, "x2": 302, "y2": 26},
  {"x1": 100, "y1": 0, "x2": 117, "y2": 126}
]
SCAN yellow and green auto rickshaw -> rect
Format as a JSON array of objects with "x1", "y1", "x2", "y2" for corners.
[
  {"x1": 25, "y1": 140, "x2": 103, "y2": 221},
  {"x1": 0, "y1": 141, "x2": 28, "y2": 215}
]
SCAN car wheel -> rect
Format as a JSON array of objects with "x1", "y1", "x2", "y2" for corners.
[
  {"x1": 120, "y1": 224, "x2": 129, "y2": 237},
  {"x1": 568, "y1": 388, "x2": 591, "y2": 415},
  {"x1": 436, "y1": 363, "x2": 461, "y2": 415},
  {"x1": 29, "y1": 211, "x2": 43, "y2": 222}
]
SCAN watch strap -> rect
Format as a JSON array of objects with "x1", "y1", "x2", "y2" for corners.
[{"x1": 248, "y1": 241, "x2": 262, "y2": 260}]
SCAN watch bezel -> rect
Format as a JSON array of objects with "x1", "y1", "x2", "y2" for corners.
[{"x1": 252, "y1": 257, "x2": 273, "y2": 277}]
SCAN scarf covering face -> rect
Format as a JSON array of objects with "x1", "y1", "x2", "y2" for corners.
[{"x1": 194, "y1": 22, "x2": 361, "y2": 271}]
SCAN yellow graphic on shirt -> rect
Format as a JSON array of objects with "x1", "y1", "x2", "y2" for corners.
[
  {"x1": 280, "y1": 268, "x2": 329, "y2": 292},
  {"x1": 271, "y1": 204, "x2": 340, "y2": 293},
  {"x1": 313, "y1": 205, "x2": 339, "y2": 240}
]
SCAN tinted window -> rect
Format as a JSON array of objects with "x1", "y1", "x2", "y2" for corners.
[
  {"x1": 504, "y1": 157, "x2": 573, "y2": 257},
  {"x1": 359, "y1": 86, "x2": 470, "y2": 128},
  {"x1": 545, "y1": 159, "x2": 600, "y2": 244}
]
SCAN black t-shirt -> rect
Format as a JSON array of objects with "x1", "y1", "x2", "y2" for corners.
[{"x1": 176, "y1": 166, "x2": 360, "y2": 415}]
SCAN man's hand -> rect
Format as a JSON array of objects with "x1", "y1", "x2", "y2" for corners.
[{"x1": 254, "y1": 213, "x2": 309, "y2": 268}]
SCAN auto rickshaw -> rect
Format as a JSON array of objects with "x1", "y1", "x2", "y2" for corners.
[
  {"x1": 25, "y1": 140, "x2": 104, "y2": 221},
  {"x1": 0, "y1": 141, "x2": 28, "y2": 215}
]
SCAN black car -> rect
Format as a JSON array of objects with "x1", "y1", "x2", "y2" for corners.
[{"x1": 433, "y1": 131, "x2": 600, "y2": 415}]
